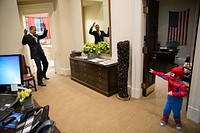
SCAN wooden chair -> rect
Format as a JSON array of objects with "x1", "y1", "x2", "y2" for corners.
[{"x1": 21, "y1": 55, "x2": 37, "y2": 91}]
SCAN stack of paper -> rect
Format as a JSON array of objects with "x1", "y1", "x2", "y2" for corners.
[
  {"x1": 98, "y1": 60, "x2": 118, "y2": 65},
  {"x1": 88, "y1": 58, "x2": 106, "y2": 62}
]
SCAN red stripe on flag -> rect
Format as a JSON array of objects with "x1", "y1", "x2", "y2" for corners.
[
  {"x1": 169, "y1": 27, "x2": 171, "y2": 40},
  {"x1": 178, "y1": 12, "x2": 182, "y2": 42},
  {"x1": 172, "y1": 27, "x2": 175, "y2": 40},
  {"x1": 172, "y1": 27, "x2": 174, "y2": 40},
  {"x1": 181, "y1": 10, "x2": 186, "y2": 45},
  {"x1": 185, "y1": 9, "x2": 190, "y2": 45},
  {"x1": 170, "y1": 27, "x2": 173, "y2": 40},
  {"x1": 168, "y1": 26, "x2": 170, "y2": 40},
  {"x1": 175, "y1": 27, "x2": 178, "y2": 41}
]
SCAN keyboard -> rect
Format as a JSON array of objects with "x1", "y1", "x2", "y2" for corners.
[
  {"x1": 0, "y1": 107, "x2": 14, "y2": 121},
  {"x1": 0, "y1": 93, "x2": 17, "y2": 108}
]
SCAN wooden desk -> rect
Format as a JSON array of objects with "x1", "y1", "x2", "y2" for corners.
[
  {"x1": 155, "y1": 51, "x2": 177, "y2": 73},
  {"x1": 0, "y1": 100, "x2": 60, "y2": 133},
  {"x1": 70, "y1": 57, "x2": 118, "y2": 97}
]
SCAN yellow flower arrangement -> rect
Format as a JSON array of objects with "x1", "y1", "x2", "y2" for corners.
[
  {"x1": 82, "y1": 42, "x2": 99, "y2": 56},
  {"x1": 16, "y1": 89, "x2": 32, "y2": 103},
  {"x1": 82, "y1": 41, "x2": 110, "y2": 56},
  {"x1": 98, "y1": 41, "x2": 110, "y2": 54}
]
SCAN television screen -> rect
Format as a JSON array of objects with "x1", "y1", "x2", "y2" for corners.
[{"x1": 0, "y1": 54, "x2": 23, "y2": 85}]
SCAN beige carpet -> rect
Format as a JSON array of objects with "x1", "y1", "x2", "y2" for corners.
[{"x1": 32, "y1": 67, "x2": 200, "y2": 133}]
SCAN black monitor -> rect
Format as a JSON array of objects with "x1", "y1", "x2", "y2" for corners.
[{"x1": 0, "y1": 54, "x2": 23, "y2": 88}]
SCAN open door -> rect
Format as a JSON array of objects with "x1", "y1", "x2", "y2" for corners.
[{"x1": 142, "y1": 0, "x2": 159, "y2": 96}]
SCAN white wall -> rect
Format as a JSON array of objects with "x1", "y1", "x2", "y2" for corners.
[
  {"x1": 187, "y1": 19, "x2": 200, "y2": 124},
  {"x1": 110, "y1": 0, "x2": 143, "y2": 98},
  {"x1": 53, "y1": 0, "x2": 84, "y2": 75},
  {"x1": 110, "y1": 0, "x2": 133, "y2": 60},
  {"x1": 0, "y1": 0, "x2": 23, "y2": 55},
  {"x1": 68, "y1": 0, "x2": 84, "y2": 52},
  {"x1": 158, "y1": 0, "x2": 198, "y2": 58}
]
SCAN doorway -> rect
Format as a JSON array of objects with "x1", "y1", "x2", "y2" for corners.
[
  {"x1": 143, "y1": 0, "x2": 199, "y2": 97},
  {"x1": 22, "y1": 13, "x2": 54, "y2": 69},
  {"x1": 18, "y1": 2, "x2": 57, "y2": 76}
]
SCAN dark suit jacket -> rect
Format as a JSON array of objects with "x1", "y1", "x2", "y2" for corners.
[
  {"x1": 22, "y1": 30, "x2": 48, "y2": 59},
  {"x1": 89, "y1": 28, "x2": 109, "y2": 44}
]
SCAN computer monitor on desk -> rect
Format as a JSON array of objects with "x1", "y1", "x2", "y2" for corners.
[
  {"x1": 159, "y1": 47, "x2": 169, "y2": 52},
  {"x1": 0, "y1": 54, "x2": 23, "y2": 92}
]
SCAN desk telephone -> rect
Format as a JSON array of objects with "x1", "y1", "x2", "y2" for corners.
[
  {"x1": 15, "y1": 105, "x2": 55, "y2": 133},
  {"x1": 35, "y1": 120, "x2": 55, "y2": 133}
]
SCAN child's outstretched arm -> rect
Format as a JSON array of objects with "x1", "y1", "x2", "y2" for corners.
[{"x1": 149, "y1": 68, "x2": 170, "y2": 80}]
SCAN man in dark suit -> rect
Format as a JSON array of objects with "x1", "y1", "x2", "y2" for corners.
[
  {"x1": 22, "y1": 23, "x2": 49, "y2": 86},
  {"x1": 89, "y1": 22, "x2": 109, "y2": 44}
]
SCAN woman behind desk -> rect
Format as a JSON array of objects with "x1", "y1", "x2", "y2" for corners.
[
  {"x1": 182, "y1": 56, "x2": 192, "y2": 84},
  {"x1": 183, "y1": 56, "x2": 192, "y2": 75}
]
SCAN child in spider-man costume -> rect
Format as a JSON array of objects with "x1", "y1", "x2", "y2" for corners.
[{"x1": 149, "y1": 67, "x2": 188, "y2": 130}]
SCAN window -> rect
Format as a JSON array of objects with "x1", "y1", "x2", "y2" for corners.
[
  {"x1": 34, "y1": 18, "x2": 43, "y2": 35},
  {"x1": 25, "y1": 13, "x2": 51, "y2": 40}
]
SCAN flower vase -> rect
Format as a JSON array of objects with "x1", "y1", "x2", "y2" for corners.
[
  {"x1": 87, "y1": 54, "x2": 97, "y2": 59},
  {"x1": 23, "y1": 97, "x2": 33, "y2": 109}
]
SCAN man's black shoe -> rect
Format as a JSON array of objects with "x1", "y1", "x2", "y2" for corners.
[
  {"x1": 43, "y1": 77, "x2": 50, "y2": 80},
  {"x1": 38, "y1": 82, "x2": 46, "y2": 86}
]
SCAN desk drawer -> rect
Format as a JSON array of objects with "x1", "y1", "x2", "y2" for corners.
[
  {"x1": 71, "y1": 71, "x2": 79, "y2": 79},
  {"x1": 78, "y1": 63, "x2": 95, "y2": 74},
  {"x1": 94, "y1": 66, "x2": 108, "y2": 79},
  {"x1": 70, "y1": 57, "x2": 118, "y2": 97},
  {"x1": 94, "y1": 78, "x2": 108, "y2": 91},
  {"x1": 78, "y1": 61, "x2": 95, "y2": 68},
  {"x1": 79, "y1": 73, "x2": 94, "y2": 85}
]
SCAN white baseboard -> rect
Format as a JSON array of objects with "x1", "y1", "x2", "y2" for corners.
[
  {"x1": 56, "y1": 68, "x2": 71, "y2": 75},
  {"x1": 128, "y1": 85, "x2": 132, "y2": 96},
  {"x1": 187, "y1": 106, "x2": 200, "y2": 123},
  {"x1": 129, "y1": 86, "x2": 142, "y2": 99}
]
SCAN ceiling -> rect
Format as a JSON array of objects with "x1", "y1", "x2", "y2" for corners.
[
  {"x1": 17, "y1": 0, "x2": 54, "y2": 5},
  {"x1": 17, "y1": 0, "x2": 103, "y2": 7},
  {"x1": 82, "y1": 0, "x2": 103, "y2": 7}
]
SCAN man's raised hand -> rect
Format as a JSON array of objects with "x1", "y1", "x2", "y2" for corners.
[
  {"x1": 92, "y1": 22, "x2": 96, "y2": 27},
  {"x1": 24, "y1": 29, "x2": 27, "y2": 35},
  {"x1": 42, "y1": 22, "x2": 46, "y2": 29}
]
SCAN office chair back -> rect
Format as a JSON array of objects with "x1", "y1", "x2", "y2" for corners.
[{"x1": 166, "y1": 41, "x2": 180, "y2": 50}]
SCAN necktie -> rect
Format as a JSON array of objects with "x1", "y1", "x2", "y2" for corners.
[
  {"x1": 33, "y1": 35, "x2": 38, "y2": 43},
  {"x1": 98, "y1": 31, "x2": 101, "y2": 36}
]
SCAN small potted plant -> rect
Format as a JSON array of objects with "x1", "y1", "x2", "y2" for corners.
[{"x1": 16, "y1": 89, "x2": 33, "y2": 108}]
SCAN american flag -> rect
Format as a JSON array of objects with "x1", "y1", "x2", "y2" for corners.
[{"x1": 167, "y1": 9, "x2": 190, "y2": 45}]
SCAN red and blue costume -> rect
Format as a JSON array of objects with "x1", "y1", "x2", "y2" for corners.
[{"x1": 151, "y1": 67, "x2": 188, "y2": 125}]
